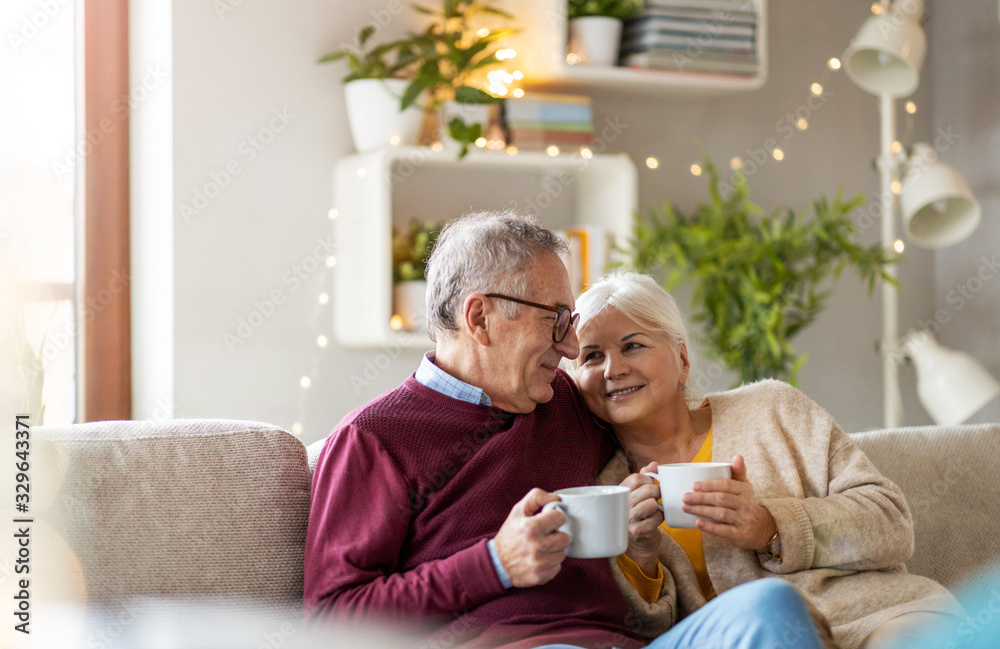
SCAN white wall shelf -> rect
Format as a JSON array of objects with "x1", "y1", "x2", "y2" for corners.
[
  {"x1": 500, "y1": 0, "x2": 767, "y2": 95},
  {"x1": 332, "y1": 146, "x2": 637, "y2": 349}
]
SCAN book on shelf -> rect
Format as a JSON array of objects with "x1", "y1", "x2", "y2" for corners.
[
  {"x1": 506, "y1": 120, "x2": 594, "y2": 133},
  {"x1": 504, "y1": 102, "x2": 592, "y2": 125},
  {"x1": 623, "y1": 17, "x2": 756, "y2": 39},
  {"x1": 630, "y1": 6, "x2": 757, "y2": 23},
  {"x1": 644, "y1": 0, "x2": 756, "y2": 12},
  {"x1": 622, "y1": 50, "x2": 759, "y2": 75},
  {"x1": 507, "y1": 130, "x2": 594, "y2": 145},
  {"x1": 622, "y1": 31, "x2": 756, "y2": 54}
]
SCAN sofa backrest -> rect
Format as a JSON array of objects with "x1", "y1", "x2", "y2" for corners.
[
  {"x1": 35, "y1": 419, "x2": 310, "y2": 608},
  {"x1": 852, "y1": 423, "x2": 1000, "y2": 589}
]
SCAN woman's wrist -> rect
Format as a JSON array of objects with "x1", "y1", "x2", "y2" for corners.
[
  {"x1": 754, "y1": 506, "x2": 778, "y2": 553},
  {"x1": 627, "y1": 549, "x2": 660, "y2": 578}
]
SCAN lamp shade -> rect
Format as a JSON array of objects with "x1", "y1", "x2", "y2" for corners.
[
  {"x1": 901, "y1": 143, "x2": 982, "y2": 249},
  {"x1": 903, "y1": 331, "x2": 1000, "y2": 426},
  {"x1": 843, "y1": 0, "x2": 926, "y2": 97}
]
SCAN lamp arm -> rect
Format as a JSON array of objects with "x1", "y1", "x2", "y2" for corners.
[{"x1": 879, "y1": 93, "x2": 904, "y2": 429}]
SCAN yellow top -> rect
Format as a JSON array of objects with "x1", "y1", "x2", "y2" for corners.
[{"x1": 619, "y1": 430, "x2": 716, "y2": 603}]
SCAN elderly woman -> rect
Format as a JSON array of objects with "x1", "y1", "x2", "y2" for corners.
[{"x1": 571, "y1": 271, "x2": 961, "y2": 649}]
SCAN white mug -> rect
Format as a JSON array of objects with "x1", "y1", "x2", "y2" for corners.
[
  {"x1": 642, "y1": 462, "x2": 733, "y2": 529},
  {"x1": 541, "y1": 485, "x2": 629, "y2": 558}
]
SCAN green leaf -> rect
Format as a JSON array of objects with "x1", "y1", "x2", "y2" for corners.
[
  {"x1": 317, "y1": 50, "x2": 349, "y2": 64},
  {"x1": 454, "y1": 86, "x2": 498, "y2": 104},
  {"x1": 358, "y1": 25, "x2": 376, "y2": 46},
  {"x1": 400, "y1": 79, "x2": 429, "y2": 110}
]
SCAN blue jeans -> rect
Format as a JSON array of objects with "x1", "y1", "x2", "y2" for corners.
[{"x1": 539, "y1": 578, "x2": 822, "y2": 649}]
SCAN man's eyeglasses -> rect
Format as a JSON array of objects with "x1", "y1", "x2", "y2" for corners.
[{"x1": 485, "y1": 293, "x2": 580, "y2": 343}]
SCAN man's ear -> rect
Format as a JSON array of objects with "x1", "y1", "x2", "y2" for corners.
[
  {"x1": 462, "y1": 293, "x2": 491, "y2": 346},
  {"x1": 677, "y1": 341, "x2": 691, "y2": 385}
]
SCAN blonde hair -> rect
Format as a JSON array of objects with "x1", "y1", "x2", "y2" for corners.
[{"x1": 575, "y1": 270, "x2": 688, "y2": 347}]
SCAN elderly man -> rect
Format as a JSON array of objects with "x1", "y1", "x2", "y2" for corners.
[{"x1": 305, "y1": 211, "x2": 824, "y2": 649}]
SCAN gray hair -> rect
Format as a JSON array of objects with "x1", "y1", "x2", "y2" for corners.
[
  {"x1": 425, "y1": 210, "x2": 569, "y2": 342},
  {"x1": 573, "y1": 271, "x2": 695, "y2": 400}
]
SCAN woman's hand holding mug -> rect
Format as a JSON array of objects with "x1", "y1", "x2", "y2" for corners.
[
  {"x1": 620, "y1": 461, "x2": 665, "y2": 578},
  {"x1": 682, "y1": 455, "x2": 777, "y2": 553}
]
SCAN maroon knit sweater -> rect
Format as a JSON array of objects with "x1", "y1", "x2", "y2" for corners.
[{"x1": 304, "y1": 370, "x2": 644, "y2": 649}]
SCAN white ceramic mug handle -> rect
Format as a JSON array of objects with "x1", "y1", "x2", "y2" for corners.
[
  {"x1": 640, "y1": 471, "x2": 665, "y2": 513},
  {"x1": 541, "y1": 501, "x2": 573, "y2": 543}
]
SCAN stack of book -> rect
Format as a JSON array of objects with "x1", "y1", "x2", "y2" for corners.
[
  {"x1": 503, "y1": 94, "x2": 594, "y2": 152},
  {"x1": 620, "y1": 0, "x2": 760, "y2": 76}
]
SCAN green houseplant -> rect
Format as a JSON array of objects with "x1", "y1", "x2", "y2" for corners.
[
  {"x1": 391, "y1": 218, "x2": 442, "y2": 331},
  {"x1": 567, "y1": 0, "x2": 644, "y2": 20},
  {"x1": 567, "y1": 0, "x2": 643, "y2": 66},
  {"x1": 399, "y1": 0, "x2": 518, "y2": 157},
  {"x1": 629, "y1": 156, "x2": 897, "y2": 386},
  {"x1": 317, "y1": 25, "x2": 423, "y2": 152}
]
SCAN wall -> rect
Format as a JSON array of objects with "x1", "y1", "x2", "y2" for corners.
[
  {"x1": 151, "y1": 0, "x2": 996, "y2": 445},
  {"x1": 928, "y1": 0, "x2": 1000, "y2": 424}
]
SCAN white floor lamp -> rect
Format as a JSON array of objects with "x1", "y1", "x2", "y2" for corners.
[{"x1": 843, "y1": 0, "x2": 999, "y2": 428}]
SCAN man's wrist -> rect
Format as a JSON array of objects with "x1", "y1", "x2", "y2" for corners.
[{"x1": 487, "y1": 538, "x2": 514, "y2": 589}]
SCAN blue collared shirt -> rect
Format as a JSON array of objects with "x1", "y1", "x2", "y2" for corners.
[{"x1": 414, "y1": 352, "x2": 513, "y2": 589}]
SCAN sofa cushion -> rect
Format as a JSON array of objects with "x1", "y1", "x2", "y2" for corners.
[
  {"x1": 35, "y1": 419, "x2": 310, "y2": 607},
  {"x1": 852, "y1": 423, "x2": 1000, "y2": 589}
]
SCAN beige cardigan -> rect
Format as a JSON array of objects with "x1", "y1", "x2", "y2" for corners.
[{"x1": 598, "y1": 380, "x2": 962, "y2": 649}]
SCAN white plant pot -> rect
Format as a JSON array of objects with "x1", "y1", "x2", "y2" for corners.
[
  {"x1": 568, "y1": 16, "x2": 624, "y2": 67},
  {"x1": 393, "y1": 280, "x2": 428, "y2": 332},
  {"x1": 344, "y1": 78, "x2": 424, "y2": 153}
]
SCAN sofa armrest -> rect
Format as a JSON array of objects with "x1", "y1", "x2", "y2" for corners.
[
  {"x1": 34, "y1": 419, "x2": 310, "y2": 607},
  {"x1": 852, "y1": 423, "x2": 1000, "y2": 589}
]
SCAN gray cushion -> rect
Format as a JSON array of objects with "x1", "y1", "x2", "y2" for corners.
[
  {"x1": 35, "y1": 419, "x2": 310, "y2": 606},
  {"x1": 853, "y1": 424, "x2": 1000, "y2": 589}
]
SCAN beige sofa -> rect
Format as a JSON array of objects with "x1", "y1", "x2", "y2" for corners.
[{"x1": 29, "y1": 419, "x2": 1000, "y2": 641}]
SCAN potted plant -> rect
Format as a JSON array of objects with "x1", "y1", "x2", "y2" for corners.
[
  {"x1": 317, "y1": 25, "x2": 423, "y2": 152},
  {"x1": 567, "y1": 0, "x2": 643, "y2": 66},
  {"x1": 398, "y1": 1, "x2": 518, "y2": 157},
  {"x1": 391, "y1": 218, "x2": 442, "y2": 332},
  {"x1": 628, "y1": 156, "x2": 897, "y2": 386}
]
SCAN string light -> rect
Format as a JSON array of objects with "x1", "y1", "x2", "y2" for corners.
[
  {"x1": 690, "y1": 164, "x2": 702, "y2": 176},
  {"x1": 893, "y1": 239, "x2": 905, "y2": 253},
  {"x1": 292, "y1": 422, "x2": 303, "y2": 436},
  {"x1": 389, "y1": 135, "x2": 401, "y2": 145},
  {"x1": 580, "y1": 147, "x2": 593, "y2": 159},
  {"x1": 730, "y1": 157, "x2": 743, "y2": 170},
  {"x1": 891, "y1": 141, "x2": 903, "y2": 154},
  {"x1": 390, "y1": 315, "x2": 404, "y2": 330},
  {"x1": 905, "y1": 101, "x2": 917, "y2": 114},
  {"x1": 318, "y1": 293, "x2": 329, "y2": 305},
  {"x1": 506, "y1": 145, "x2": 518, "y2": 156},
  {"x1": 546, "y1": 145, "x2": 560, "y2": 156},
  {"x1": 317, "y1": 335, "x2": 328, "y2": 348},
  {"x1": 646, "y1": 157, "x2": 659, "y2": 169},
  {"x1": 811, "y1": 83, "x2": 823, "y2": 96},
  {"x1": 871, "y1": 2, "x2": 885, "y2": 14},
  {"x1": 828, "y1": 57, "x2": 841, "y2": 70},
  {"x1": 796, "y1": 118, "x2": 808, "y2": 130},
  {"x1": 512, "y1": 71, "x2": 524, "y2": 80},
  {"x1": 326, "y1": 256, "x2": 336, "y2": 268},
  {"x1": 475, "y1": 137, "x2": 487, "y2": 148},
  {"x1": 431, "y1": 141, "x2": 444, "y2": 152},
  {"x1": 300, "y1": 376, "x2": 312, "y2": 389},
  {"x1": 890, "y1": 180, "x2": 903, "y2": 195},
  {"x1": 566, "y1": 53, "x2": 579, "y2": 65},
  {"x1": 772, "y1": 148, "x2": 785, "y2": 161},
  {"x1": 357, "y1": 168, "x2": 368, "y2": 178},
  {"x1": 512, "y1": 88, "x2": 524, "y2": 98},
  {"x1": 328, "y1": 208, "x2": 338, "y2": 220},
  {"x1": 477, "y1": 28, "x2": 490, "y2": 37}
]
